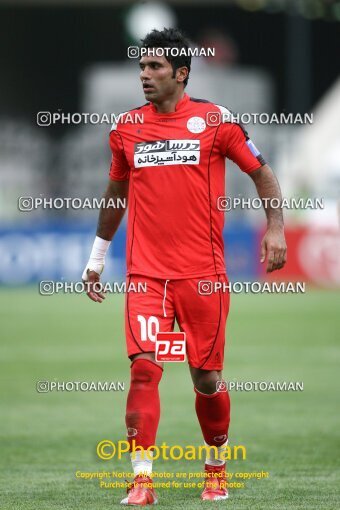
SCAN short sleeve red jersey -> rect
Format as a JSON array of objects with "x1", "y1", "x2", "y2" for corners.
[{"x1": 109, "y1": 93, "x2": 265, "y2": 279}]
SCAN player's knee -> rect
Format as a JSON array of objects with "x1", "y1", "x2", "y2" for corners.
[
  {"x1": 194, "y1": 370, "x2": 220, "y2": 394},
  {"x1": 130, "y1": 358, "x2": 163, "y2": 386},
  {"x1": 126, "y1": 359, "x2": 162, "y2": 436},
  {"x1": 196, "y1": 380, "x2": 217, "y2": 394}
]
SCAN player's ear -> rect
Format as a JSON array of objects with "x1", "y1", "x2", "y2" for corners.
[{"x1": 176, "y1": 66, "x2": 188, "y2": 84}]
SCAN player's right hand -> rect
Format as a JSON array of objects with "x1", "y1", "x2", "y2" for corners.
[{"x1": 83, "y1": 269, "x2": 106, "y2": 303}]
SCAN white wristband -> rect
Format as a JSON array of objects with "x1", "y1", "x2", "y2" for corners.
[{"x1": 82, "y1": 236, "x2": 111, "y2": 281}]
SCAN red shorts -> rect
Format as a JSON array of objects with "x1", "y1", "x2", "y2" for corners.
[{"x1": 125, "y1": 274, "x2": 230, "y2": 370}]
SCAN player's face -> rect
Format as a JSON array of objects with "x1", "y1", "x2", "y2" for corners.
[{"x1": 139, "y1": 55, "x2": 178, "y2": 102}]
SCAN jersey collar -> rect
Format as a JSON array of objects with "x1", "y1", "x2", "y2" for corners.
[{"x1": 150, "y1": 93, "x2": 190, "y2": 115}]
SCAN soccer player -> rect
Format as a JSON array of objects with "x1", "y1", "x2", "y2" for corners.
[{"x1": 82, "y1": 28, "x2": 287, "y2": 505}]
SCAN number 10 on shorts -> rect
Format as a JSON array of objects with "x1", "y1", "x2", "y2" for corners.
[{"x1": 155, "y1": 332, "x2": 186, "y2": 362}]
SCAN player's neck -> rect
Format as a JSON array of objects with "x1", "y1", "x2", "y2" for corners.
[{"x1": 152, "y1": 90, "x2": 185, "y2": 114}]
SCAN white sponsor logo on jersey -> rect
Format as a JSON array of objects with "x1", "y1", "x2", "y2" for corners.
[{"x1": 134, "y1": 139, "x2": 200, "y2": 168}]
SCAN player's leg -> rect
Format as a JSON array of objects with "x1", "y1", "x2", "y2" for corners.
[
  {"x1": 174, "y1": 274, "x2": 230, "y2": 500},
  {"x1": 122, "y1": 276, "x2": 175, "y2": 505},
  {"x1": 190, "y1": 366, "x2": 230, "y2": 499},
  {"x1": 126, "y1": 353, "x2": 163, "y2": 476}
]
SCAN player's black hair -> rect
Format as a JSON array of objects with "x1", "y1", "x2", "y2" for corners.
[{"x1": 140, "y1": 27, "x2": 191, "y2": 87}]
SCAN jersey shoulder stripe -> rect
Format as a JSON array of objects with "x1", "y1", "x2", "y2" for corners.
[
  {"x1": 110, "y1": 103, "x2": 149, "y2": 132},
  {"x1": 191, "y1": 97, "x2": 250, "y2": 138},
  {"x1": 212, "y1": 102, "x2": 266, "y2": 166},
  {"x1": 190, "y1": 97, "x2": 237, "y2": 125},
  {"x1": 214, "y1": 103, "x2": 249, "y2": 138},
  {"x1": 190, "y1": 97, "x2": 211, "y2": 104}
]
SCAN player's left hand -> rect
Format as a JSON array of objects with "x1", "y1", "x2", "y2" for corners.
[{"x1": 260, "y1": 226, "x2": 287, "y2": 272}]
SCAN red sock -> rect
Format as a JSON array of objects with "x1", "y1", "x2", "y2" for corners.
[
  {"x1": 125, "y1": 358, "x2": 163, "y2": 450},
  {"x1": 195, "y1": 388, "x2": 231, "y2": 446}
]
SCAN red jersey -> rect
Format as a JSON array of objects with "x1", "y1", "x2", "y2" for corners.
[{"x1": 109, "y1": 93, "x2": 265, "y2": 279}]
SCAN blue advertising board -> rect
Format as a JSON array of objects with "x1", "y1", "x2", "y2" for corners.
[{"x1": 0, "y1": 222, "x2": 259, "y2": 285}]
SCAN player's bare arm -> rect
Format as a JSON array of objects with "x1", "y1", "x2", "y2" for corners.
[
  {"x1": 249, "y1": 164, "x2": 287, "y2": 273},
  {"x1": 83, "y1": 179, "x2": 128, "y2": 303},
  {"x1": 96, "y1": 179, "x2": 129, "y2": 241}
]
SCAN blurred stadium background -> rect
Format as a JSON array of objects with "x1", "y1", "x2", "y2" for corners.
[
  {"x1": 1, "y1": 1, "x2": 340, "y2": 509},
  {"x1": 0, "y1": 0, "x2": 339, "y2": 286}
]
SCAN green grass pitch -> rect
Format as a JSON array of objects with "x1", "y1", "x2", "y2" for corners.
[{"x1": 1, "y1": 288, "x2": 340, "y2": 509}]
